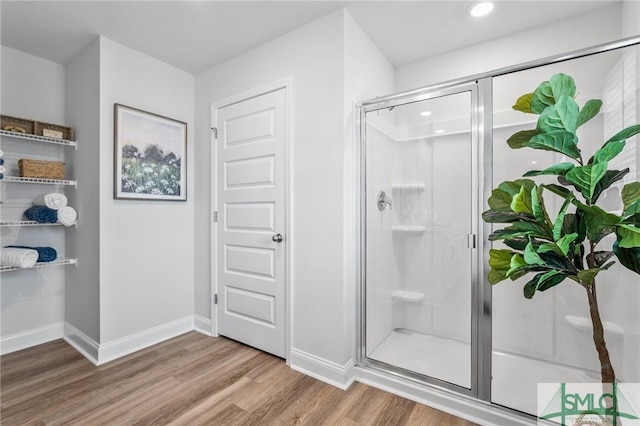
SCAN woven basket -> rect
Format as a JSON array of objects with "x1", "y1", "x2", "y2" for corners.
[
  {"x1": 19, "y1": 159, "x2": 65, "y2": 180},
  {"x1": 34, "y1": 121, "x2": 74, "y2": 140},
  {"x1": 1, "y1": 115, "x2": 35, "y2": 135}
]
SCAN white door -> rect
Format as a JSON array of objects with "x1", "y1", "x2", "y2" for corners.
[{"x1": 214, "y1": 88, "x2": 287, "y2": 358}]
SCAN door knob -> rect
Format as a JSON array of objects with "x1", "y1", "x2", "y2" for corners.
[{"x1": 272, "y1": 234, "x2": 284, "y2": 243}]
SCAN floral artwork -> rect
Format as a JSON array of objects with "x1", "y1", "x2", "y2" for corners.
[{"x1": 114, "y1": 104, "x2": 187, "y2": 200}]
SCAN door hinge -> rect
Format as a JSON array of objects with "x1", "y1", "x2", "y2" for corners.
[
  {"x1": 211, "y1": 127, "x2": 218, "y2": 140},
  {"x1": 214, "y1": 293, "x2": 218, "y2": 305},
  {"x1": 213, "y1": 211, "x2": 218, "y2": 222}
]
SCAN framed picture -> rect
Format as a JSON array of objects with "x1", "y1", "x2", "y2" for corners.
[{"x1": 114, "y1": 104, "x2": 187, "y2": 201}]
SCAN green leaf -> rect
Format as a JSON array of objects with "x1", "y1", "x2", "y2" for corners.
[
  {"x1": 524, "y1": 241, "x2": 545, "y2": 266},
  {"x1": 537, "y1": 95, "x2": 579, "y2": 133},
  {"x1": 592, "y1": 169, "x2": 630, "y2": 204},
  {"x1": 590, "y1": 140, "x2": 625, "y2": 165},
  {"x1": 487, "y1": 188, "x2": 514, "y2": 212},
  {"x1": 538, "y1": 251, "x2": 577, "y2": 272},
  {"x1": 489, "y1": 222, "x2": 552, "y2": 241},
  {"x1": 562, "y1": 212, "x2": 587, "y2": 244},
  {"x1": 575, "y1": 202, "x2": 621, "y2": 241},
  {"x1": 523, "y1": 273, "x2": 544, "y2": 299},
  {"x1": 531, "y1": 186, "x2": 552, "y2": 228},
  {"x1": 527, "y1": 131, "x2": 581, "y2": 160},
  {"x1": 531, "y1": 81, "x2": 555, "y2": 113},
  {"x1": 536, "y1": 270, "x2": 567, "y2": 292},
  {"x1": 625, "y1": 203, "x2": 640, "y2": 216},
  {"x1": 524, "y1": 162, "x2": 575, "y2": 177},
  {"x1": 482, "y1": 210, "x2": 536, "y2": 224},
  {"x1": 564, "y1": 163, "x2": 608, "y2": 201},
  {"x1": 578, "y1": 268, "x2": 603, "y2": 286},
  {"x1": 544, "y1": 184, "x2": 572, "y2": 199},
  {"x1": 613, "y1": 241, "x2": 640, "y2": 275},
  {"x1": 615, "y1": 224, "x2": 640, "y2": 248},
  {"x1": 511, "y1": 185, "x2": 533, "y2": 214},
  {"x1": 488, "y1": 249, "x2": 514, "y2": 284},
  {"x1": 506, "y1": 253, "x2": 528, "y2": 277},
  {"x1": 538, "y1": 242, "x2": 565, "y2": 257},
  {"x1": 502, "y1": 237, "x2": 530, "y2": 251},
  {"x1": 556, "y1": 233, "x2": 578, "y2": 256},
  {"x1": 622, "y1": 183, "x2": 640, "y2": 211},
  {"x1": 603, "y1": 124, "x2": 640, "y2": 147},
  {"x1": 523, "y1": 270, "x2": 567, "y2": 298},
  {"x1": 512, "y1": 93, "x2": 535, "y2": 114},
  {"x1": 499, "y1": 179, "x2": 536, "y2": 196},
  {"x1": 553, "y1": 193, "x2": 575, "y2": 241},
  {"x1": 577, "y1": 99, "x2": 602, "y2": 128},
  {"x1": 488, "y1": 269, "x2": 508, "y2": 285},
  {"x1": 549, "y1": 73, "x2": 576, "y2": 100},
  {"x1": 507, "y1": 130, "x2": 539, "y2": 149},
  {"x1": 590, "y1": 251, "x2": 615, "y2": 268}
]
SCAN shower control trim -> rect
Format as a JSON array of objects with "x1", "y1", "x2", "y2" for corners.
[{"x1": 377, "y1": 191, "x2": 392, "y2": 211}]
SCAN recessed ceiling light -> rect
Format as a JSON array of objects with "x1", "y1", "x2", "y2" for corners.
[
  {"x1": 420, "y1": 111, "x2": 432, "y2": 117},
  {"x1": 435, "y1": 129, "x2": 445, "y2": 134},
  {"x1": 470, "y1": 2, "x2": 494, "y2": 17}
]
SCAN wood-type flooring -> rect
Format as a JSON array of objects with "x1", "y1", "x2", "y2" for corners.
[{"x1": 0, "y1": 332, "x2": 477, "y2": 425}]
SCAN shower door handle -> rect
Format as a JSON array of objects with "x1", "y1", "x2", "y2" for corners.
[{"x1": 272, "y1": 234, "x2": 284, "y2": 243}]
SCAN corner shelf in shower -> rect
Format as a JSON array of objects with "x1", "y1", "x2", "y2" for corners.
[
  {"x1": 392, "y1": 225, "x2": 426, "y2": 236},
  {"x1": 391, "y1": 290, "x2": 425, "y2": 303},
  {"x1": 391, "y1": 183, "x2": 426, "y2": 191}
]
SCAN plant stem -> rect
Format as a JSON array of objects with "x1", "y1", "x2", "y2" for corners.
[{"x1": 586, "y1": 283, "x2": 615, "y2": 384}]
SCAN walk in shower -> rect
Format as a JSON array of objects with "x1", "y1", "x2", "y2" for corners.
[{"x1": 358, "y1": 38, "x2": 640, "y2": 419}]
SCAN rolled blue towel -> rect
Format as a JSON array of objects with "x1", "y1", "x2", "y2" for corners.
[
  {"x1": 0, "y1": 158, "x2": 4, "y2": 165},
  {"x1": 24, "y1": 206, "x2": 58, "y2": 223},
  {"x1": 7, "y1": 245, "x2": 57, "y2": 262}
]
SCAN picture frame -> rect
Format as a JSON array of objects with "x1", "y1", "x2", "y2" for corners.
[{"x1": 114, "y1": 104, "x2": 187, "y2": 201}]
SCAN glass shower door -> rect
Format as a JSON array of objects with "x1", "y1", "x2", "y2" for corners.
[{"x1": 362, "y1": 85, "x2": 477, "y2": 390}]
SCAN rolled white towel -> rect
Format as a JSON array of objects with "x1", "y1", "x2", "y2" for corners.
[
  {"x1": 57, "y1": 206, "x2": 77, "y2": 227},
  {"x1": 33, "y1": 193, "x2": 68, "y2": 210},
  {"x1": 0, "y1": 165, "x2": 5, "y2": 174},
  {"x1": 1, "y1": 247, "x2": 39, "y2": 268},
  {"x1": 0, "y1": 149, "x2": 4, "y2": 157}
]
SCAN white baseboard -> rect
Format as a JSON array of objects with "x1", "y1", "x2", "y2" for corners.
[
  {"x1": 194, "y1": 315, "x2": 213, "y2": 336},
  {"x1": 97, "y1": 316, "x2": 194, "y2": 365},
  {"x1": 0, "y1": 322, "x2": 65, "y2": 355},
  {"x1": 290, "y1": 348, "x2": 355, "y2": 390},
  {"x1": 64, "y1": 322, "x2": 99, "y2": 365},
  {"x1": 355, "y1": 366, "x2": 535, "y2": 426}
]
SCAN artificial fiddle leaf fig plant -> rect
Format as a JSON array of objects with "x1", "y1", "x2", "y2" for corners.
[{"x1": 483, "y1": 73, "x2": 640, "y2": 386}]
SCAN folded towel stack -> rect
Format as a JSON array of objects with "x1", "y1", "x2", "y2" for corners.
[
  {"x1": 0, "y1": 149, "x2": 3, "y2": 180},
  {"x1": 57, "y1": 206, "x2": 77, "y2": 227},
  {"x1": 1, "y1": 247, "x2": 39, "y2": 268},
  {"x1": 24, "y1": 206, "x2": 58, "y2": 223},
  {"x1": 7, "y1": 245, "x2": 57, "y2": 262},
  {"x1": 33, "y1": 193, "x2": 68, "y2": 210}
]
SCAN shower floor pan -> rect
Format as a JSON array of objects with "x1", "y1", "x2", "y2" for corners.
[{"x1": 367, "y1": 329, "x2": 597, "y2": 416}]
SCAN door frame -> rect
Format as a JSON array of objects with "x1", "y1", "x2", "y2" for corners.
[{"x1": 210, "y1": 77, "x2": 293, "y2": 362}]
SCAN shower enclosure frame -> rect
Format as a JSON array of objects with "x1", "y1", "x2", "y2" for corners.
[{"x1": 356, "y1": 34, "x2": 640, "y2": 411}]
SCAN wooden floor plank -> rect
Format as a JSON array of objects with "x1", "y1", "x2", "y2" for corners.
[{"x1": 0, "y1": 332, "x2": 478, "y2": 425}]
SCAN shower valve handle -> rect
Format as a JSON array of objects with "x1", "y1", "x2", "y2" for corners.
[{"x1": 377, "y1": 191, "x2": 392, "y2": 211}]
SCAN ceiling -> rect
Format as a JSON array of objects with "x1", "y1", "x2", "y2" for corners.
[{"x1": 0, "y1": 1, "x2": 619, "y2": 75}]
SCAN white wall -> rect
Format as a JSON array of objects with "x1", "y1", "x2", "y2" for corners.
[
  {"x1": 396, "y1": 3, "x2": 624, "y2": 92},
  {"x1": 195, "y1": 9, "x2": 346, "y2": 366},
  {"x1": 195, "y1": 9, "x2": 394, "y2": 380},
  {"x1": 65, "y1": 38, "x2": 102, "y2": 345},
  {"x1": 63, "y1": 37, "x2": 195, "y2": 361},
  {"x1": 1, "y1": 46, "x2": 68, "y2": 351},
  {"x1": 98, "y1": 37, "x2": 195, "y2": 344}
]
